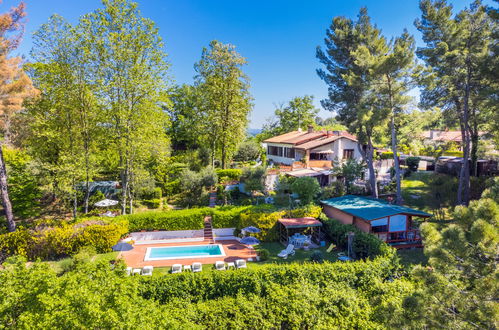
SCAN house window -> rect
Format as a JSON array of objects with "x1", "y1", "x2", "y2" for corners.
[
  {"x1": 371, "y1": 225, "x2": 388, "y2": 233},
  {"x1": 267, "y1": 146, "x2": 283, "y2": 156},
  {"x1": 284, "y1": 148, "x2": 295, "y2": 158},
  {"x1": 310, "y1": 153, "x2": 328, "y2": 160},
  {"x1": 268, "y1": 146, "x2": 295, "y2": 158},
  {"x1": 343, "y1": 149, "x2": 354, "y2": 159}
]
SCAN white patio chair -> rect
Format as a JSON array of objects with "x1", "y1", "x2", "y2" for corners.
[
  {"x1": 141, "y1": 266, "x2": 153, "y2": 276},
  {"x1": 235, "y1": 259, "x2": 247, "y2": 269},
  {"x1": 192, "y1": 262, "x2": 202, "y2": 273},
  {"x1": 171, "y1": 264, "x2": 182, "y2": 274},
  {"x1": 125, "y1": 267, "x2": 133, "y2": 276},
  {"x1": 278, "y1": 244, "x2": 295, "y2": 259},
  {"x1": 215, "y1": 261, "x2": 226, "y2": 271}
]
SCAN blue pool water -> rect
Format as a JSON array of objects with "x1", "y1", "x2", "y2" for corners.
[{"x1": 145, "y1": 244, "x2": 225, "y2": 260}]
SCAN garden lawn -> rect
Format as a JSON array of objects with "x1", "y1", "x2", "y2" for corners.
[
  {"x1": 151, "y1": 243, "x2": 344, "y2": 275},
  {"x1": 401, "y1": 171, "x2": 433, "y2": 212}
]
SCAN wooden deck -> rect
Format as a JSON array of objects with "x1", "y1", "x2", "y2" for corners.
[{"x1": 118, "y1": 239, "x2": 257, "y2": 268}]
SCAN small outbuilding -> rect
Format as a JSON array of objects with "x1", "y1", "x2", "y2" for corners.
[
  {"x1": 278, "y1": 217, "x2": 323, "y2": 246},
  {"x1": 321, "y1": 195, "x2": 431, "y2": 248}
]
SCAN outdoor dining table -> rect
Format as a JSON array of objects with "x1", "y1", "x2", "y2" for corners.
[{"x1": 289, "y1": 234, "x2": 310, "y2": 248}]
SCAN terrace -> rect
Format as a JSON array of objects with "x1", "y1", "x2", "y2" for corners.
[{"x1": 119, "y1": 239, "x2": 257, "y2": 268}]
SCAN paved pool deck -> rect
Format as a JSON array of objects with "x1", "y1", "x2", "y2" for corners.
[{"x1": 119, "y1": 240, "x2": 257, "y2": 268}]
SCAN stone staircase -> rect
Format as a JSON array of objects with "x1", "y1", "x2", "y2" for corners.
[
  {"x1": 208, "y1": 191, "x2": 217, "y2": 208},
  {"x1": 203, "y1": 216, "x2": 214, "y2": 243}
]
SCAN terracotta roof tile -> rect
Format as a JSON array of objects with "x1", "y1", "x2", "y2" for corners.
[
  {"x1": 278, "y1": 217, "x2": 323, "y2": 228},
  {"x1": 263, "y1": 130, "x2": 357, "y2": 148}
]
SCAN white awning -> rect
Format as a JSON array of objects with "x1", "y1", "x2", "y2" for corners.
[{"x1": 311, "y1": 150, "x2": 334, "y2": 154}]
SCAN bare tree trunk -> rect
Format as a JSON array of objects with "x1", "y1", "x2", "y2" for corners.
[
  {"x1": 83, "y1": 133, "x2": 91, "y2": 213},
  {"x1": 457, "y1": 64, "x2": 472, "y2": 205},
  {"x1": 128, "y1": 170, "x2": 133, "y2": 215},
  {"x1": 470, "y1": 114, "x2": 479, "y2": 177},
  {"x1": 211, "y1": 139, "x2": 216, "y2": 168},
  {"x1": 73, "y1": 187, "x2": 78, "y2": 220},
  {"x1": 386, "y1": 76, "x2": 402, "y2": 204},
  {"x1": 84, "y1": 172, "x2": 90, "y2": 214},
  {"x1": 366, "y1": 137, "x2": 378, "y2": 198},
  {"x1": 120, "y1": 166, "x2": 128, "y2": 215},
  {"x1": 0, "y1": 146, "x2": 15, "y2": 232},
  {"x1": 390, "y1": 116, "x2": 403, "y2": 205}
]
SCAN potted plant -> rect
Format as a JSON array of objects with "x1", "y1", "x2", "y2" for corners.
[{"x1": 303, "y1": 241, "x2": 310, "y2": 251}]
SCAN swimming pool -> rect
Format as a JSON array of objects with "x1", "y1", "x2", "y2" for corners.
[{"x1": 144, "y1": 244, "x2": 225, "y2": 261}]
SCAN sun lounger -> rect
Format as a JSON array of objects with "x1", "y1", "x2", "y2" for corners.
[
  {"x1": 192, "y1": 262, "x2": 202, "y2": 273},
  {"x1": 171, "y1": 264, "x2": 182, "y2": 274},
  {"x1": 235, "y1": 259, "x2": 247, "y2": 269},
  {"x1": 278, "y1": 244, "x2": 295, "y2": 258},
  {"x1": 215, "y1": 261, "x2": 226, "y2": 271},
  {"x1": 141, "y1": 266, "x2": 153, "y2": 276}
]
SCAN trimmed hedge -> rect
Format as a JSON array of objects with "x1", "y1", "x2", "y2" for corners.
[
  {"x1": 0, "y1": 220, "x2": 128, "y2": 261},
  {"x1": 138, "y1": 255, "x2": 398, "y2": 304},
  {"x1": 114, "y1": 204, "x2": 321, "y2": 242},
  {"x1": 319, "y1": 213, "x2": 395, "y2": 259},
  {"x1": 443, "y1": 151, "x2": 464, "y2": 157},
  {"x1": 120, "y1": 208, "x2": 211, "y2": 232}
]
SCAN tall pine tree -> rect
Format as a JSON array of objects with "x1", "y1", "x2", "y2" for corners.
[
  {"x1": 317, "y1": 8, "x2": 390, "y2": 198},
  {"x1": 416, "y1": 0, "x2": 494, "y2": 205}
]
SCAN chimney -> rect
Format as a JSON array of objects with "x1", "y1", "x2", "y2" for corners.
[
  {"x1": 307, "y1": 125, "x2": 314, "y2": 133},
  {"x1": 333, "y1": 130, "x2": 340, "y2": 136}
]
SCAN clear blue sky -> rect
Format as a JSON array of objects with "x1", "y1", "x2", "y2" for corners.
[{"x1": 5, "y1": 0, "x2": 492, "y2": 128}]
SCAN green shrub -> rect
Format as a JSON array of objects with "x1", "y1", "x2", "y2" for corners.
[
  {"x1": 0, "y1": 221, "x2": 128, "y2": 261},
  {"x1": 3, "y1": 147, "x2": 41, "y2": 218},
  {"x1": 443, "y1": 151, "x2": 463, "y2": 157},
  {"x1": 80, "y1": 222, "x2": 128, "y2": 253},
  {"x1": 255, "y1": 247, "x2": 270, "y2": 261},
  {"x1": 215, "y1": 169, "x2": 242, "y2": 182},
  {"x1": 291, "y1": 177, "x2": 321, "y2": 204},
  {"x1": 406, "y1": 157, "x2": 421, "y2": 172},
  {"x1": 310, "y1": 250, "x2": 324, "y2": 263},
  {"x1": 142, "y1": 199, "x2": 161, "y2": 209},
  {"x1": 0, "y1": 229, "x2": 35, "y2": 261},
  {"x1": 210, "y1": 206, "x2": 252, "y2": 228},
  {"x1": 319, "y1": 213, "x2": 395, "y2": 259},
  {"x1": 380, "y1": 151, "x2": 397, "y2": 160}
]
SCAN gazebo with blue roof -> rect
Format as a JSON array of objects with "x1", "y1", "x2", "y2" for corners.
[{"x1": 321, "y1": 195, "x2": 431, "y2": 248}]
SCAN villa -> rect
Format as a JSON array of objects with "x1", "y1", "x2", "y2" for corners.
[
  {"x1": 321, "y1": 195, "x2": 431, "y2": 248},
  {"x1": 263, "y1": 125, "x2": 368, "y2": 186}
]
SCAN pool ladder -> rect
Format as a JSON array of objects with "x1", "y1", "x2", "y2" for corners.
[{"x1": 204, "y1": 216, "x2": 214, "y2": 244}]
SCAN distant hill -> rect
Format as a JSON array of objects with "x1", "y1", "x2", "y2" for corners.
[{"x1": 247, "y1": 128, "x2": 262, "y2": 136}]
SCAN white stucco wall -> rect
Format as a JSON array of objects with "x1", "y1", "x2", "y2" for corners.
[
  {"x1": 266, "y1": 142, "x2": 296, "y2": 165},
  {"x1": 266, "y1": 138, "x2": 363, "y2": 165},
  {"x1": 339, "y1": 138, "x2": 363, "y2": 160}
]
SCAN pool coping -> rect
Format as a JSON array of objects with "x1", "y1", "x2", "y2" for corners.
[{"x1": 144, "y1": 244, "x2": 226, "y2": 261}]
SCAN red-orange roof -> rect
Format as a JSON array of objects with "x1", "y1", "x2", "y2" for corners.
[
  {"x1": 278, "y1": 217, "x2": 323, "y2": 228},
  {"x1": 263, "y1": 130, "x2": 358, "y2": 150}
]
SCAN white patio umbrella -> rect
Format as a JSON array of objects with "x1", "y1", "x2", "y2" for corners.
[{"x1": 94, "y1": 199, "x2": 119, "y2": 207}]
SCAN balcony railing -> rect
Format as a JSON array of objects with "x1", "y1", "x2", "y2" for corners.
[
  {"x1": 308, "y1": 160, "x2": 333, "y2": 168},
  {"x1": 373, "y1": 229, "x2": 421, "y2": 243}
]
